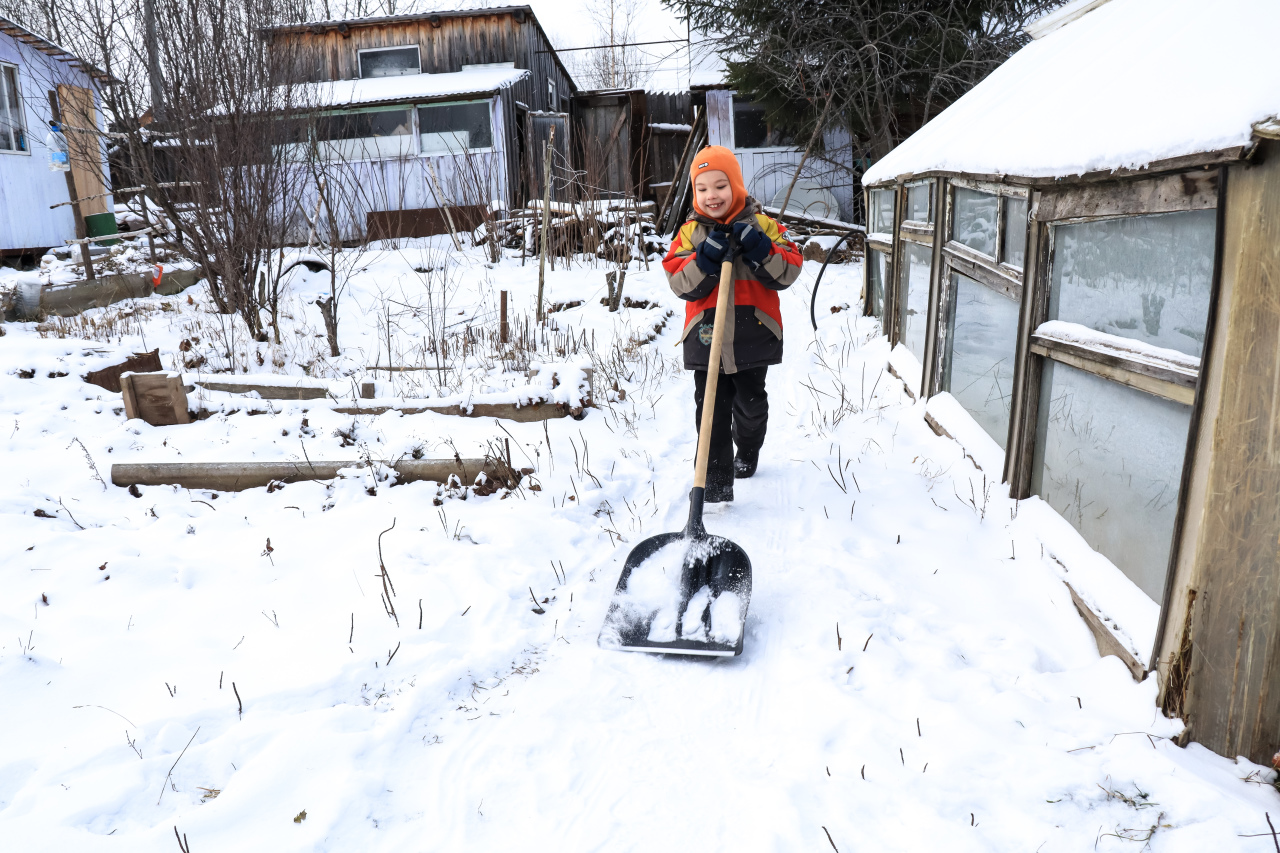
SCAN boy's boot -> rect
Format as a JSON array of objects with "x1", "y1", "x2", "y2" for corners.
[
  {"x1": 704, "y1": 467, "x2": 734, "y2": 503},
  {"x1": 733, "y1": 445, "x2": 760, "y2": 479}
]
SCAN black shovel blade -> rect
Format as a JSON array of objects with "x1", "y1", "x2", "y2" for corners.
[{"x1": 598, "y1": 530, "x2": 752, "y2": 657}]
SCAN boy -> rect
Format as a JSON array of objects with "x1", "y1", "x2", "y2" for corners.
[{"x1": 662, "y1": 146, "x2": 803, "y2": 502}]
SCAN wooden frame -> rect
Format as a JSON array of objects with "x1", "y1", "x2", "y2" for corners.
[
  {"x1": 0, "y1": 62, "x2": 29, "y2": 155},
  {"x1": 120, "y1": 372, "x2": 191, "y2": 426},
  {"x1": 356, "y1": 44, "x2": 422, "y2": 78}
]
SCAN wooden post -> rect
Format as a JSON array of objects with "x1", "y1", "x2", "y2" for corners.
[
  {"x1": 537, "y1": 126, "x2": 556, "y2": 322},
  {"x1": 500, "y1": 290, "x2": 509, "y2": 343}
]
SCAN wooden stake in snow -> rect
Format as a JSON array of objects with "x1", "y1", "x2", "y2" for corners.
[{"x1": 537, "y1": 127, "x2": 556, "y2": 322}]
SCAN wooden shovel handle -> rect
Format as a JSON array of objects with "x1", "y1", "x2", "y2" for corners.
[{"x1": 693, "y1": 257, "x2": 736, "y2": 490}]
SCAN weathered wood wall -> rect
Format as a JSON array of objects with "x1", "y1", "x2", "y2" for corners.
[
  {"x1": 572, "y1": 91, "x2": 648, "y2": 198},
  {"x1": 646, "y1": 91, "x2": 691, "y2": 199},
  {"x1": 269, "y1": 10, "x2": 574, "y2": 114},
  {"x1": 1173, "y1": 142, "x2": 1280, "y2": 764}
]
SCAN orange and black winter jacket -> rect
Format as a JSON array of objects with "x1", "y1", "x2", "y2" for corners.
[{"x1": 663, "y1": 199, "x2": 803, "y2": 373}]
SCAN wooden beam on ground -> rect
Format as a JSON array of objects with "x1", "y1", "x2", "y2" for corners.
[
  {"x1": 1064, "y1": 581, "x2": 1145, "y2": 682},
  {"x1": 331, "y1": 400, "x2": 585, "y2": 422},
  {"x1": 110, "y1": 458, "x2": 516, "y2": 492},
  {"x1": 191, "y1": 378, "x2": 331, "y2": 400}
]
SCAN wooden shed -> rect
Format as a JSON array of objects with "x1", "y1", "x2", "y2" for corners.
[
  {"x1": 694, "y1": 85, "x2": 856, "y2": 222},
  {"x1": 0, "y1": 15, "x2": 114, "y2": 257},
  {"x1": 259, "y1": 6, "x2": 576, "y2": 239},
  {"x1": 860, "y1": 0, "x2": 1280, "y2": 764}
]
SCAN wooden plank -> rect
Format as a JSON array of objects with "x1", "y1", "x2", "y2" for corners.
[
  {"x1": 1029, "y1": 336, "x2": 1196, "y2": 404},
  {"x1": 942, "y1": 241, "x2": 1023, "y2": 302},
  {"x1": 121, "y1": 371, "x2": 190, "y2": 426},
  {"x1": 1180, "y1": 142, "x2": 1280, "y2": 764},
  {"x1": 191, "y1": 379, "x2": 331, "y2": 400},
  {"x1": 1064, "y1": 581, "x2": 1146, "y2": 681},
  {"x1": 110, "y1": 458, "x2": 518, "y2": 492},
  {"x1": 331, "y1": 399, "x2": 584, "y2": 422},
  {"x1": 1005, "y1": 211, "x2": 1046, "y2": 496},
  {"x1": 1155, "y1": 167, "x2": 1232, "y2": 706},
  {"x1": 83, "y1": 349, "x2": 161, "y2": 393},
  {"x1": 56, "y1": 84, "x2": 110, "y2": 217},
  {"x1": 704, "y1": 90, "x2": 733, "y2": 148},
  {"x1": 1034, "y1": 170, "x2": 1218, "y2": 222}
]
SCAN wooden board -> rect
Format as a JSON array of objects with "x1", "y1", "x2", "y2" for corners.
[
  {"x1": 367, "y1": 206, "x2": 486, "y2": 240},
  {"x1": 704, "y1": 90, "x2": 733, "y2": 149},
  {"x1": 111, "y1": 458, "x2": 516, "y2": 492},
  {"x1": 120, "y1": 371, "x2": 190, "y2": 426},
  {"x1": 1179, "y1": 143, "x2": 1280, "y2": 764},
  {"x1": 56, "y1": 84, "x2": 110, "y2": 216},
  {"x1": 83, "y1": 349, "x2": 161, "y2": 393},
  {"x1": 1035, "y1": 170, "x2": 1218, "y2": 222}
]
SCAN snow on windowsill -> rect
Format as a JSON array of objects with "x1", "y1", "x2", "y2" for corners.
[{"x1": 1034, "y1": 320, "x2": 1201, "y2": 372}]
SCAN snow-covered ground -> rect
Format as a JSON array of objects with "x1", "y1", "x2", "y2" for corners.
[{"x1": 2, "y1": 237, "x2": 1277, "y2": 851}]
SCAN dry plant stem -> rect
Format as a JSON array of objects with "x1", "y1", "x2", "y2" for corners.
[
  {"x1": 156, "y1": 726, "x2": 200, "y2": 805},
  {"x1": 174, "y1": 826, "x2": 191, "y2": 853},
  {"x1": 537, "y1": 127, "x2": 556, "y2": 322},
  {"x1": 425, "y1": 159, "x2": 462, "y2": 251}
]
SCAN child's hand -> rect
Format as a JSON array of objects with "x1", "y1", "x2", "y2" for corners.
[
  {"x1": 732, "y1": 222, "x2": 772, "y2": 268},
  {"x1": 695, "y1": 229, "x2": 733, "y2": 276}
]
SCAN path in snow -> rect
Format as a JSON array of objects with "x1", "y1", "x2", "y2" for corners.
[{"x1": 1, "y1": 249, "x2": 1275, "y2": 851}]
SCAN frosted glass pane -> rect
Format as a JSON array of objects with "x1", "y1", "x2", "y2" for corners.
[
  {"x1": 360, "y1": 47, "x2": 420, "y2": 78},
  {"x1": 1032, "y1": 361, "x2": 1190, "y2": 601},
  {"x1": 867, "y1": 249, "x2": 887, "y2": 319},
  {"x1": 952, "y1": 188, "x2": 998, "y2": 256},
  {"x1": 898, "y1": 242, "x2": 931, "y2": 362},
  {"x1": 1002, "y1": 197, "x2": 1027, "y2": 267},
  {"x1": 1049, "y1": 209, "x2": 1215, "y2": 357},
  {"x1": 907, "y1": 182, "x2": 931, "y2": 222},
  {"x1": 870, "y1": 189, "x2": 895, "y2": 233},
  {"x1": 944, "y1": 273, "x2": 1019, "y2": 449}
]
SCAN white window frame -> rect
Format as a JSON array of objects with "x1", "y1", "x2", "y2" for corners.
[
  {"x1": 357, "y1": 45, "x2": 422, "y2": 79},
  {"x1": 414, "y1": 98, "x2": 497, "y2": 158},
  {"x1": 0, "y1": 62, "x2": 30, "y2": 156}
]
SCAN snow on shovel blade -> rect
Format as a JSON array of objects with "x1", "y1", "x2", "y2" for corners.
[{"x1": 598, "y1": 530, "x2": 752, "y2": 657}]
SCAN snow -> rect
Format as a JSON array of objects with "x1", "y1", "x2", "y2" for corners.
[
  {"x1": 2, "y1": 234, "x2": 1278, "y2": 850},
  {"x1": 863, "y1": 0, "x2": 1280, "y2": 184},
  {"x1": 1035, "y1": 320, "x2": 1201, "y2": 372},
  {"x1": 239, "y1": 67, "x2": 528, "y2": 113}
]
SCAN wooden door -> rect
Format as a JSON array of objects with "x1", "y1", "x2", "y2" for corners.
[{"x1": 56, "y1": 84, "x2": 109, "y2": 216}]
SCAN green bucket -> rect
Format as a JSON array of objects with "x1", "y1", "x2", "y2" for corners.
[{"x1": 84, "y1": 211, "x2": 121, "y2": 246}]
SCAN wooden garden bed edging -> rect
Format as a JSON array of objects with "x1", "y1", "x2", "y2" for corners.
[
  {"x1": 331, "y1": 400, "x2": 585, "y2": 422},
  {"x1": 111, "y1": 458, "x2": 515, "y2": 492},
  {"x1": 30, "y1": 269, "x2": 202, "y2": 318}
]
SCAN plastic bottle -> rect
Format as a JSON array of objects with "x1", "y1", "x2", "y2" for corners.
[{"x1": 46, "y1": 121, "x2": 69, "y2": 172}]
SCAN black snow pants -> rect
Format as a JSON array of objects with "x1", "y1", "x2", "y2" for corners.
[{"x1": 693, "y1": 366, "x2": 769, "y2": 496}]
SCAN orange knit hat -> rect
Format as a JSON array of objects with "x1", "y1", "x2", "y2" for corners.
[{"x1": 690, "y1": 145, "x2": 747, "y2": 223}]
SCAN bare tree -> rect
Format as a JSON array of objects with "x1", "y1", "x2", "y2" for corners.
[{"x1": 574, "y1": 0, "x2": 652, "y2": 90}]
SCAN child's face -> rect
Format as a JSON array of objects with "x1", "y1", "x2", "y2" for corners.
[{"x1": 694, "y1": 170, "x2": 734, "y2": 219}]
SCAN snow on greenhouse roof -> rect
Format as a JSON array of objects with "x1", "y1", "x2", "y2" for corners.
[
  {"x1": 297, "y1": 67, "x2": 529, "y2": 110},
  {"x1": 862, "y1": 0, "x2": 1280, "y2": 185}
]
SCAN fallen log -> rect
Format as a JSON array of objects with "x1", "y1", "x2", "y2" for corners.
[{"x1": 111, "y1": 458, "x2": 517, "y2": 492}]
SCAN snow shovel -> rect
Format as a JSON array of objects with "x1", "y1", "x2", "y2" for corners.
[{"x1": 598, "y1": 252, "x2": 752, "y2": 656}]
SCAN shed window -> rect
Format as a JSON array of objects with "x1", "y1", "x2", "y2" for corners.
[
  {"x1": 942, "y1": 272, "x2": 1019, "y2": 449},
  {"x1": 1032, "y1": 360, "x2": 1192, "y2": 601},
  {"x1": 867, "y1": 248, "x2": 888, "y2": 320},
  {"x1": 418, "y1": 101, "x2": 492, "y2": 153},
  {"x1": 358, "y1": 46, "x2": 421, "y2": 79},
  {"x1": 1001, "y1": 197, "x2": 1027, "y2": 268},
  {"x1": 952, "y1": 188, "x2": 998, "y2": 256},
  {"x1": 899, "y1": 243, "x2": 932, "y2": 363},
  {"x1": 314, "y1": 107, "x2": 413, "y2": 161},
  {"x1": 869, "y1": 188, "x2": 895, "y2": 235},
  {"x1": 0, "y1": 65, "x2": 27, "y2": 153},
  {"x1": 906, "y1": 182, "x2": 932, "y2": 223},
  {"x1": 1048, "y1": 209, "x2": 1215, "y2": 358},
  {"x1": 732, "y1": 102, "x2": 794, "y2": 150}
]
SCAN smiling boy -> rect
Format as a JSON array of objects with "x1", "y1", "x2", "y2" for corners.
[{"x1": 662, "y1": 146, "x2": 803, "y2": 502}]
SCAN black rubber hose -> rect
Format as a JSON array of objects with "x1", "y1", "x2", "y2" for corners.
[{"x1": 809, "y1": 226, "x2": 865, "y2": 331}]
